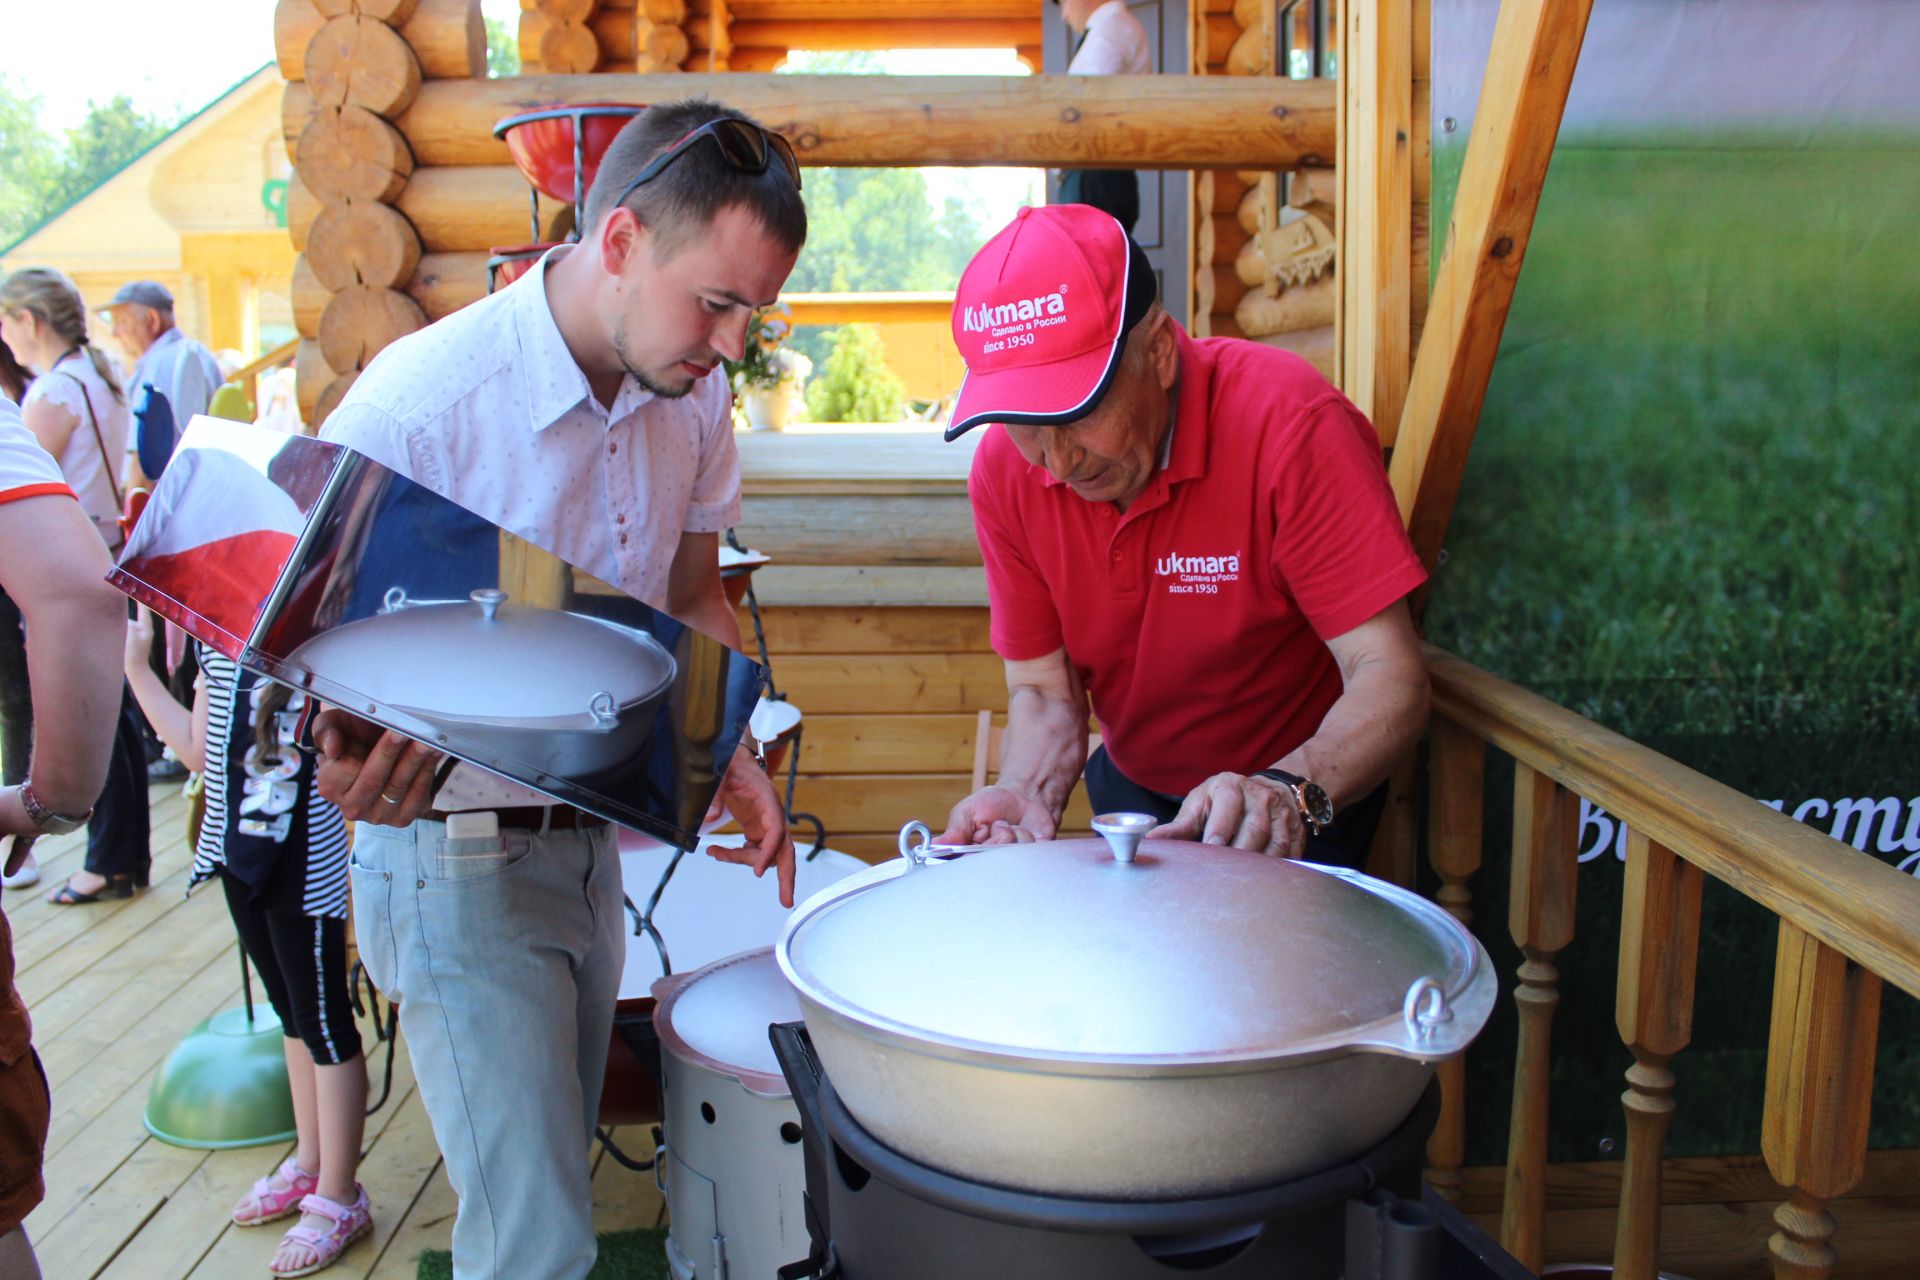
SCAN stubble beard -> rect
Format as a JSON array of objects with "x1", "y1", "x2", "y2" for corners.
[{"x1": 611, "y1": 313, "x2": 695, "y2": 400}]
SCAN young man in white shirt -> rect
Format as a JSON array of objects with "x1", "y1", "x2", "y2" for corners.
[{"x1": 313, "y1": 99, "x2": 804, "y2": 1280}]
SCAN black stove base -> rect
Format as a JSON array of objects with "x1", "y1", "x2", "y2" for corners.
[{"x1": 768, "y1": 1024, "x2": 1524, "y2": 1280}]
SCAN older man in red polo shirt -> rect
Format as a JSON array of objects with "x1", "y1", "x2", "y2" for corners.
[{"x1": 938, "y1": 204, "x2": 1430, "y2": 864}]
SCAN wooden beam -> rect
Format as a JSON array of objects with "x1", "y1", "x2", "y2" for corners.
[
  {"x1": 710, "y1": 18, "x2": 1041, "y2": 49},
  {"x1": 285, "y1": 74, "x2": 1335, "y2": 169},
  {"x1": 722, "y1": 0, "x2": 1036, "y2": 17},
  {"x1": 1385, "y1": 0, "x2": 1594, "y2": 574},
  {"x1": 1339, "y1": 0, "x2": 1413, "y2": 442}
]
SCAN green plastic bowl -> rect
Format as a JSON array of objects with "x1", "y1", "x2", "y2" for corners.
[{"x1": 143, "y1": 1006, "x2": 298, "y2": 1149}]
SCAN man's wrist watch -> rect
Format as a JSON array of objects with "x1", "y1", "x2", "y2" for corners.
[
  {"x1": 1252, "y1": 768, "x2": 1333, "y2": 836},
  {"x1": 20, "y1": 780, "x2": 92, "y2": 835}
]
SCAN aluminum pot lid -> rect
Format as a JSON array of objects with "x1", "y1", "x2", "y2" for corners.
[
  {"x1": 289, "y1": 589, "x2": 675, "y2": 721},
  {"x1": 780, "y1": 830, "x2": 1490, "y2": 1066},
  {"x1": 652, "y1": 947, "x2": 802, "y2": 1097}
]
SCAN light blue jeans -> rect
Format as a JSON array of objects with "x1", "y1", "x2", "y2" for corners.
[{"x1": 348, "y1": 818, "x2": 624, "y2": 1280}]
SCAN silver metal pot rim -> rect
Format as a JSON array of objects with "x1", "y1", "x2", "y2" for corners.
[{"x1": 776, "y1": 856, "x2": 1496, "y2": 1074}]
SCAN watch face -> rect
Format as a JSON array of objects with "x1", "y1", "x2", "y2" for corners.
[{"x1": 1300, "y1": 782, "x2": 1334, "y2": 828}]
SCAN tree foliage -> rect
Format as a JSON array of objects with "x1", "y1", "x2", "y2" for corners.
[
  {"x1": 805, "y1": 324, "x2": 906, "y2": 424},
  {"x1": 0, "y1": 76, "x2": 174, "y2": 250},
  {"x1": 485, "y1": 16, "x2": 521, "y2": 78}
]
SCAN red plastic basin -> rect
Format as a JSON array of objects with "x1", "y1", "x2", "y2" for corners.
[
  {"x1": 486, "y1": 243, "x2": 561, "y2": 293},
  {"x1": 493, "y1": 103, "x2": 645, "y2": 207}
]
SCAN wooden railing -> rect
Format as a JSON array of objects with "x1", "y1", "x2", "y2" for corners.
[
  {"x1": 1418, "y1": 645, "x2": 1920, "y2": 1279},
  {"x1": 229, "y1": 337, "x2": 301, "y2": 417}
]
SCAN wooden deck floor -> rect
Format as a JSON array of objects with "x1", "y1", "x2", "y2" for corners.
[{"x1": 11, "y1": 782, "x2": 664, "y2": 1280}]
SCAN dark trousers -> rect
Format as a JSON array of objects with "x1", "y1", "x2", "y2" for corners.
[
  {"x1": 1083, "y1": 746, "x2": 1388, "y2": 871},
  {"x1": 85, "y1": 688, "x2": 151, "y2": 881},
  {"x1": 0, "y1": 589, "x2": 28, "y2": 789},
  {"x1": 219, "y1": 872, "x2": 362, "y2": 1065}
]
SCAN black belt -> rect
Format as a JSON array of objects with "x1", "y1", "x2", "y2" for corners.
[{"x1": 426, "y1": 806, "x2": 607, "y2": 832}]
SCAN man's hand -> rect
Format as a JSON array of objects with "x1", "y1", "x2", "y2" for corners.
[
  {"x1": 704, "y1": 746, "x2": 796, "y2": 907},
  {"x1": 939, "y1": 785, "x2": 1057, "y2": 847},
  {"x1": 313, "y1": 707, "x2": 442, "y2": 826},
  {"x1": 1149, "y1": 773, "x2": 1306, "y2": 857}
]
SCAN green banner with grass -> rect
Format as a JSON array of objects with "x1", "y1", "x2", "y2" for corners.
[{"x1": 1422, "y1": 0, "x2": 1920, "y2": 1163}]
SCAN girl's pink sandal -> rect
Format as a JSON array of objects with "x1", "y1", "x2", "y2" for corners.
[
  {"x1": 232, "y1": 1158, "x2": 318, "y2": 1226},
  {"x1": 269, "y1": 1186, "x2": 373, "y2": 1278}
]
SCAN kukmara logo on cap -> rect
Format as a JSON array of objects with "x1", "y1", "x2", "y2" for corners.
[{"x1": 961, "y1": 284, "x2": 1071, "y2": 337}]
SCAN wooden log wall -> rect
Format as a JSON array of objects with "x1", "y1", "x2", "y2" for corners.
[
  {"x1": 521, "y1": 0, "x2": 609, "y2": 74},
  {"x1": 732, "y1": 605, "x2": 1093, "y2": 864},
  {"x1": 281, "y1": 71, "x2": 1333, "y2": 361},
  {"x1": 277, "y1": 0, "x2": 485, "y2": 425},
  {"x1": 581, "y1": 0, "x2": 1045, "y2": 74},
  {"x1": 1187, "y1": 0, "x2": 1338, "y2": 381}
]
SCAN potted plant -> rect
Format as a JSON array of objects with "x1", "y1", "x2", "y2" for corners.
[{"x1": 726, "y1": 302, "x2": 810, "y2": 431}]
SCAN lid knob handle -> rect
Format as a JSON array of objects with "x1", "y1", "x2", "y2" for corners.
[
  {"x1": 1091, "y1": 812, "x2": 1155, "y2": 864},
  {"x1": 470, "y1": 588, "x2": 508, "y2": 621}
]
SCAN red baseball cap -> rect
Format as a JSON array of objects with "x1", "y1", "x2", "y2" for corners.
[{"x1": 944, "y1": 204, "x2": 1157, "y2": 443}]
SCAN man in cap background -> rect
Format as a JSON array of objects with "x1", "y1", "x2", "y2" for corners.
[
  {"x1": 939, "y1": 204, "x2": 1430, "y2": 865},
  {"x1": 106, "y1": 281, "x2": 223, "y2": 489},
  {"x1": 107, "y1": 282, "x2": 226, "y2": 770}
]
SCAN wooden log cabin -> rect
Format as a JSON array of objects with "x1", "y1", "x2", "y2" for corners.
[{"x1": 268, "y1": 1, "x2": 1920, "y2": 1275}]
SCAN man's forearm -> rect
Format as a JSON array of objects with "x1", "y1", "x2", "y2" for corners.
[
  {"x1": 993, "y1": 685, "x2": 1090, "y2": 825},
  {"x1": 1278, "y1": 659, "x2": 1429, "y2": 810},
  {"x1": 21, "y1": 580, "x2": 125, "y2": 814}
]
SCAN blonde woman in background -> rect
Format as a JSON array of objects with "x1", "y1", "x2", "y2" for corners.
[{"x1": 0, "y1": 269, "x2": 151, "y2": 904}]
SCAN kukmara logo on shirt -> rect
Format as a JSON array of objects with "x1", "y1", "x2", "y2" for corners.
[
  {"x1": 961, "y1": 285, "x2": 1071, "y2": 348},
  {"x1": 1155, "y1": 549, "x2": 1242, "y2": 596}
]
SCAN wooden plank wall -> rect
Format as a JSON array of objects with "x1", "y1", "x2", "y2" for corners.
[{"x1": 739, "y1": 604, "x2": 1095, "y2": 863}]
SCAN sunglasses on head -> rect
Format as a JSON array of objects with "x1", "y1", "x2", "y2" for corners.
[{"x1": 609, "y1": 118, "x2": 803, "y2": 212}]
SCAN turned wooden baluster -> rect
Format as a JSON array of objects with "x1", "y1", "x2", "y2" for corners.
[
  {"x1": 1500, "y1": 764, "x2": 1579, "y2": 1271},
  {"x1": 1611, "y1": 831, "x2": 1704, "y2": 1280},
  {"x1": 1423, "y1": 717, "x2": 1485, "y2": 1204},
  {"x1": 1762, "y1": 921, "x2": 1882, "y2": 1280}
]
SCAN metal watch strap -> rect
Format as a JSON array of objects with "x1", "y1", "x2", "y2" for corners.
[{"x1": 20, "y1": 780, "x2": 91, "y2": 833}]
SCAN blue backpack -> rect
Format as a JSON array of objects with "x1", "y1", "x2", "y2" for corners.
[{"x1": 133, "y1": 380, "x2": 176, "y2": 480}]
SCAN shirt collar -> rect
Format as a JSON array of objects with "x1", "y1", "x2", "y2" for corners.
[
  {"x1": 1086, "y1": 1, "x2": 1129, "y2": 31},
  {"x1": 134, "y1": 327, "x2": 181, "y2": 379},
  {"x1": 1161, "y1": 326, "x2": 1210, "y2": 487},
  {"x1": 514, "y1": 244, "x2": 655, "y2": 433}
]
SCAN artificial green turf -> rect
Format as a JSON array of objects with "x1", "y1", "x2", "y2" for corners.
[{"x1": 417, "y1": 1227, "x2": 670, "y2": 1280}]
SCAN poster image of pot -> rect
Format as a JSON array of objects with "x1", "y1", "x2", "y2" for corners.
[{"x1": 110, "y1": 417, "x2": 765, "y2": 848}]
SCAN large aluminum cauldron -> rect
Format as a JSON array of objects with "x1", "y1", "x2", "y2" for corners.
[
  {"x1": 287, "y1": 587, "x2": 676, "y2": 778},
  {"x1": 776, "y1": 817, "x2": 1496, "y2": 1200}
]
